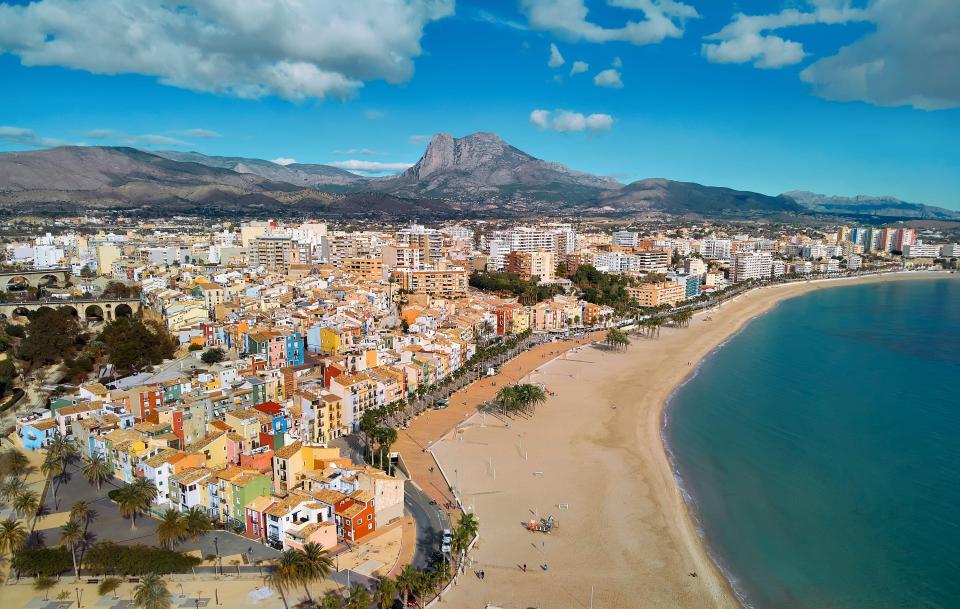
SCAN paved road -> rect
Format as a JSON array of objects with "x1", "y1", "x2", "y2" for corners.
[{"x1": 404, "y1": 480, "x2": 448, "y2": 570}]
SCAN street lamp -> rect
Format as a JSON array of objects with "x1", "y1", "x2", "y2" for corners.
[{"x1": 75, "y1": 587, "x2": 82, "y2": 608}]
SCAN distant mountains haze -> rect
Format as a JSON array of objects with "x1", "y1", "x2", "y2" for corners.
[{"x1": 0, "y1": 132, "x2": 956, "y2": 220}]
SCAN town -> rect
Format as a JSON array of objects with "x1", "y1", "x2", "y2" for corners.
[{"x1": 0, "y1": 215, "x2": 957, "y2": 607}]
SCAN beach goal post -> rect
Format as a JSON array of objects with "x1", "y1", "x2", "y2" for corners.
[{"x1": 557, "y1": 503, "x2": 569, "y2": 510}]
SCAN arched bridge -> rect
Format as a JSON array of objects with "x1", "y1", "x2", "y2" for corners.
[
  {"x1": 0, "y1": 298, "x2": 142, "y2": 322},
  {"x1": 0, "y1": 268, "x2": 72, "y2": 291}
]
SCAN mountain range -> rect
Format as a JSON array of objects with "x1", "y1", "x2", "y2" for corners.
[{"x1": 0, "y1": 132, "x2": 956, "y2": 220}]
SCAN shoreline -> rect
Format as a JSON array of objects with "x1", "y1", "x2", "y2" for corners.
[{"x1": 428, "y1": 270, "x2": 955, "y2": 609}]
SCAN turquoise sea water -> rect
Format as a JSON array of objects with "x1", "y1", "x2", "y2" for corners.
[{"x1": 666, "y1": 278, "x2": 960, "y2": 609}]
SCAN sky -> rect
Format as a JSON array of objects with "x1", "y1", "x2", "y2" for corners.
[{"x1": 0, "y1": 0, "x2": 958, "y2": 209}]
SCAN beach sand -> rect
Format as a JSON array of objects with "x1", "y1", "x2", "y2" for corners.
[{"x1": 427, "y1": 272, "x2": 955, "y2": 609}]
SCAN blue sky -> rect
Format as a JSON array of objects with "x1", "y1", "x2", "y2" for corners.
[{"x1": 1, "y1": 0, "x2": 958, "y2": 208}]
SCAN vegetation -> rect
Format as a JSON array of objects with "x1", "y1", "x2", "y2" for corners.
[
  {"x1": 264, "y1": 543, "x2": 334, "y2": 608},
  {"x1": 604, "y1": 328, "x2": 631, "y2": 350},
  {"x1": 113, "y1": 478, "x2": 158, "y2": 528},
  {"x1": 570, "y1": 264, "x2": 638, "y2": 314},
  {"x1": 84, "y1": 542, "x2": 202, "y2": 575},
  {"x1": 156, "y1": 507, "x2": 212, "y2": 548},
  {"x1": 98, "y1": 316, "x2": 176, "y2": 374},
  {"x1": 98, "y1": 576, "x2": 123, "y2": 598},
  {"x1": 16, "y1": 307, "x2": 84, "y2": 368},
  {"x1": 101, "y1": 281, "x2": 141, "y2": 299},
  {"x1": 494, "y1": 383, "x2": 548, "y2": 417},
  {"x1": 133, "y1": 573, "x2": 171, "y2": 609},
  {"x1": 200, "y1": 347, "x2": 225, "y2": 364},
  {"x1": 33, "y1": 574, "x2": 58, "y2": 600},
  {"x1": 358, "y1": 402, "x2": 404, "y2": 471},
  {"x1": 0, "y1": 517, "x2": 28, "y2": 558},
  {"x1": 0, "y1": 358, "x2": 15, "y2": 398},
  {"x1": 469, "y1": 271, "x2": 563, "y2": 304},
  {"x1": 81, "y1": 454, "x2": 112, "y2": 490},
  {"x1": 11, "y1": 546, "x2": 72, "y2": 576}
]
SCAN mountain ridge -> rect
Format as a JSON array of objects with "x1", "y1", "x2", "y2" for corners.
[{"x1": 0, "y1": 134, "x2": 956, "y2": 220}]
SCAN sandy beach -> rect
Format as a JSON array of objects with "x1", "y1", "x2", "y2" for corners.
[{"x1": 425, "y1": 271, "x2": 955, "y2": 609}]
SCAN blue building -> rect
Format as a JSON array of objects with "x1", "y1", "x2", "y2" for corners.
[
  {"x1": 685, "y1": 275, "x2": 701, "y2": 299},
  {"x1": 19, "y1": 417, "x2": 58, "y2": 451},
  {"x1": 285, "y1": 332, "x2": 305, "y2": 367}
]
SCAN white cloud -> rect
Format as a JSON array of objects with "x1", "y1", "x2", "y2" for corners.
[
  {"x1": 570, "y1": 60, "x2": 589, "y2": 75},
  {"x1": 529, "y1": 109, "x2": 614, "y2": 133},
  {"x1": 0, "y1": 0, "x2": 454, "y2": 102},
  {"x1": 612, "y1": 56, "x2": 623, "y2": 68},
  {"x1": 364, "y1": 110, "x2": 386, "y2": 120},
  {"x1": 548, "y1": 43, "x2": 565, "y2": 67},
  {"x1": 271, "y1": 158, "x2": 297, "y2": 166},
  {"x1": 408, "y1": 134, "x2": 432, "y2": 144},
  {"x1": 800, "y1": 0, "x2": 960, "y2": 110},
  {"x1": 328, "y1": 160, "x2": 413, "y2": 173},
  {"x1": 521, "y1": 0, "x2": 698, "y2": 45},
  {"x1": 0, "y1": 126, "x2": 66, "y2": 147},
  {"x1": 332, "y1": 148, "x2": 382, "y2": 156},
  {"x1": 169, "y1": 128, "x2": 221, "y2": 139},
  {"x1": 81, "y1": 129, "x2": 189, "y2": 147},
  {"x1": 703, "y1": 2, "x2": 869, "y2": 69},
  {"x1": 593, "y1": 68, "x2": 624, "y2": 88}
]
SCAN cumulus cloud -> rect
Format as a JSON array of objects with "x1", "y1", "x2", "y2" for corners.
[
  {"x1": 529, "y1": 109, "x2": 613, "y2": 133},
  {"x1": 593, "y1": 68, "x2": 624, "y2": 88},
  {"x1": 0, "y1": 126, "x2": 66, "y2": 147},
  {"x1": 703, "y1": 2, "x2": 869, "y2": 69},
  {"x1": 521, "y1": 0, "x2": 698, "y2": 45},
  {"x1": 332, "y1": 148, "x2": 382, "y2": 156},
  {"x1": 328, "y1": 160, "x2": 413, "y2": 173},
  {"x1": 800, "y1": 0, "x2": 960, "y2": 110},
  {"x1": 271, "y1": 158, "x2": 297, "y2": 166},
  {"x1": 612, "y1": 56, "x2": 623, "y2": 68},
  {"x1": 548, "y1": 43, "x2": 565, "y2": 67},
  {"x1": 0, "y1": 0, "x2": 454, "y2": 101},
  {"x1": 570, "y1": 61, "x2": 589, "y2": 75}
]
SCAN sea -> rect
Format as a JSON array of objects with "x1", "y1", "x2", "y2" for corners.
[{"x1": 665, "y1": 277, "x2": 960, "y2": 609}]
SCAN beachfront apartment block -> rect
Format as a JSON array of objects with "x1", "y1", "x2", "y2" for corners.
[
  {"x1": 628, "y1": 282, "x2": 686, "y2": 307},
  {"x1": 730, "y1": 252, "x2": 774, "y2": 282},
  {"x1": 392, "y1": 266, "x2": 468, "y2": 297}
]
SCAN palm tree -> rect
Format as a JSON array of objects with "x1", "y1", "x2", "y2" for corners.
[
  {"x1": 1, "y1": 448, "x2": 30, "y2": 478},
  {"x1": 0, "y1": 475, "x2": 27, "y2": 503},
  {"x1": 41, "y1": 452, "x2": 65, "y2": 508},
  {"x1": 69, "y1": 499, "x2": 92, "y2": 529},
  {"x1": 60, "y1": 518, "x2": 84, "y2": 580},
  {"x1": 82, "y1": 454, "x2": 111, "y2": 490},
  {"x1": 13, "y1": 489, "x2": 39, "y2": 519},
  {"x1": 132, "y1": 477, "x2": 159, "y2": 506},
  {"x1": 156, "y1": 509, "x2": 188, "y2": 549},
  {"x1": 456, "y1": 512, "x2": 479, "y2": 540},
  {"x1": 299, "y1": 542, "x2": 333, "y2": 598},
  {"x1": 133, "y1": 573, "x2": 171, "y2": 609},
  {"x1": 265, "y1": 556, "x2": 297, "y2": 609},
  {"x1": 396, "y1": 565, "x2": 419, "y2": 609},
  {"x1": 183, "y1": 506, "x2": 212, "y2": 539},
  {"x1": 47, "y1": 433, "x2": 78, "y2": 464},
  {"x1": 0, "y1": 517, "x2": 27, "y2": 556},
  {"x1": 115, "y1": 483, "x2": 150, "y2": 529},
  {"x1": 495, "y1": 385, "x2": 518, "y2": 417},
  {"x1": 373, "y1": 577, "x2": 397, "y2": 609},
  {"x1": 344, "y1": 585, "x2": 371, "y2": 609}
]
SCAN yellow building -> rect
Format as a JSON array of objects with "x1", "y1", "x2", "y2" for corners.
[
  {"x1": 272, "y1": 442, "x2": 343, "y2": 494},
  {"x1": 319, "y1": 326, "x2": 345, "y2": 355},
  {"x1": 627, "y1": 282, "x2": 686, "y2": 307},
  {"x1": 184, "y1": 432, "x2": 230, "y2": 469}
]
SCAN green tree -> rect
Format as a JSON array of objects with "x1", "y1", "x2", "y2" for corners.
[
  {"x1": 156, "y1": 509, "x2": 188, "y2": 549},
  {"x1": 98, "y1": 576, "x2": 123, "y2": 598},
  {"x1": 41, "y1": 451, "x2": 66, "y2": 508},
  {"x1": 115, "y1": 479, "x2": 156, "y2": 529},
  {"x1": 34, "y1": 574, "x2": 57, "y2": 600},
  {"x1": 0, "y1": 475, "x2": 27, "y2": 503},
  {"x1": 133, "y1": 573, "x2": 171, "y2": 609},
  {"x1": 17, "y1": 307, "x2": 83, "y2": 368},
  {"x1": 0, "y1": 358, "x2": 15, "y2": 397},
  {"x1": 60, "y1": 518, "x2": 84, "y2": 580},
  {"x1": 300, "y1": 542, "x2": 334, "y2": 599},
  {"x1": 13, "y1": 488, "x2": 39, "y2": 519},
  {"x1": 183, "y1": 506, "x2": 212, "y2": 540},
  {"x1": 0, "y1": 517, "x2": 27, "y2": 557},
  {"x1": 0, "y1": 448, "x2": 30, "y2": 480},
  {"x1": 200, "y1": 348, "x2": 225, "y2": 364},
  {"x1": 98, "y1": 317, "x2": 176, "y2": 373},
  {"x1": 396, "y1": 565, "x2": 419, "y2": 609},
  {"x1": 373, "y1": 577, "x2": 397, "y2": 609},
  {"x1": 81, "y1": 454, "x2": 112, "y2": 490},
  {"x1": 344, "y1": 585, "x2": 371, "y2": 609}
]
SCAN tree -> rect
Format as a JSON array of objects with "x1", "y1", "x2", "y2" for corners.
[
  {"x1": 605, "y1": 328, "x2": 630, "y2": 351},
  {"x1": 0, "y1": 448, "x2": 30, "y2": 480},
  {"x1": 201, "y1": 348, "x2": 225, "y2": 364},
  {"x1": 34, "y1": 574, "x2": 57, "y2": 600},
  {"x1": 98, "y1": 576, "x2": 122, "y2": 598},
  {"x1": 344, "y1": 585, "x2": 371, "y2": 609},
  {"x1": 156, "y1": 509, "x2": 188, "y2": 549},
  {"x1": 266, "y1": 551, "x2": 302, "y2": 609},
  {"x1": 0, "y1": 517, "x2": 27, "y2": 557},
  {"x1": 373, "y1": 577, "x2": 397, "y2": 609},
  {"x1": 17, "y1": 307, "x2": 83, "y2": 368},
  {"x1": 0, "y1": 475, "x2": 27, "y2": 503},
  {"x1": 13, "y1": 489, "x2": 39, "y2": 519},
  {"x1": 70, "y1": 500, "x2": 93, "y2": 532},
  {"x1": 183, "y1": 506, "x2": 212, "y2": 539},
  {"x1": 300, "y1": 542, "x2": 334, "y2": 598},
  {"x1": 82, "y1": 454, "x2": 111, "y2": 490},
  {"x1": 396, "y1": 565, "x2": 419, "y2": 609},
  {"x1": 60, "y1": 518, "x2": 84, "y2": 580},
  {"x1": 98, "y1": 317, "x2": 176, "y2": 373},
  {"x1": 115, "y1": 479, "x2": 156, "y2": 529},
  {"x1": 0, "y1": 358, "x2": 15, "y2": 398},
  {"x1": 41, "y1": 451, "x2": 66, "y2": 508},
  {"x1": 133, "y1": 573, "x2": 171, "y2": 609},
  {"x1": 456, "y1": 512, "x2": 479, "y2": 540}
]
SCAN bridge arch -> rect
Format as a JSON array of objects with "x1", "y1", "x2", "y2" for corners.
[
  {"x1": 12, "y1": 306, "x2": 30, "y2": 318},
  {"x1": 84, "y1": 304, "x2": 105, "y2": 321},
  {"x1": 38, "y1": 274, "x2": 60, "y2": 287},
  {"x1": 114, "y1": 303, "x2": 134, "y2": 318},
  {"x1": 57, "y1": 305, "x2": 79, "y2": 318},
  {"x1": 6, "y1": 276, "x2": 29, "y2": 291}
]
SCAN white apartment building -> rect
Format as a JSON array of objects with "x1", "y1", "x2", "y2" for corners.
[
  {"x1": 612, "y1": 231, "x2": 639, "y2": 247},
  {"x1": 903, "y1": 242, "x2": 944, "y2": 258},
  {"x1": 700, "y1": 239, "x2": 733, "y2": 261},
  {"x1": 730, "y1": 252, "x2": 773, "y2": 282}
]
